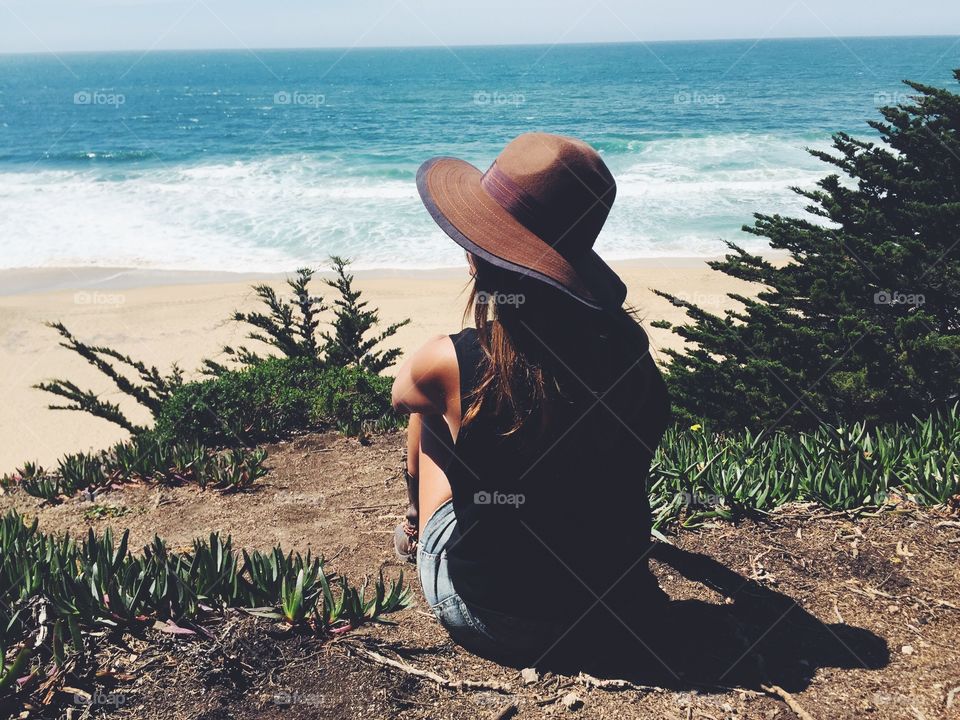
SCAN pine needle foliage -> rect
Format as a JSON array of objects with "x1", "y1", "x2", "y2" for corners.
[
  {"x1": 34, "y1": 322, "x2": 183, "y2": 434},
  {"x1": 206, "y1": 267, "x2": 326, "y2": 373},
  {"x1": 321, "y1": 256, "x2": 411, "y2": 374},
  {"x1": 655, "y1": 72, "x2": 960, "y2": 431}
]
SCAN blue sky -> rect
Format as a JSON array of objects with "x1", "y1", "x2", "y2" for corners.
[{"x1": 1, "y1": 0, "x2": 958, "y2": 53}]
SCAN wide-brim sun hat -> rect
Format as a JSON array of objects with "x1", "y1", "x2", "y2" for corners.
[{"x1": 416, "y1": 132, "x2": 627, "y2": 311}]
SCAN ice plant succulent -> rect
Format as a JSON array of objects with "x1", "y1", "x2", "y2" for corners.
[
  {"x1": 0, "y1": 510, "x2": 410, "y2": 706},
  {"x1": 648, "y1": 404, "x2": 960, "y2": 528}
]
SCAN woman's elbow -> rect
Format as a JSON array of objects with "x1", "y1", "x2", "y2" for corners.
[{"x1": 391, "y1": 380, "x2": 411, "y2": 414}]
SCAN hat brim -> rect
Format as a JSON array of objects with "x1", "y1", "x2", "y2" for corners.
[{"x1": 416, "y1": 157, "x2": 626, "y2": 311}]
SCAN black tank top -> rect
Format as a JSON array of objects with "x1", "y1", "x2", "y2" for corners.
[{"x1": 444, "y1": 323, "x2": 670, "y2": 622}]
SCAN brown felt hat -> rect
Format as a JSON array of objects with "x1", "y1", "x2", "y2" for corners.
[{"x1": 416, "y1": 132, "x2": 627, "y2": 310}]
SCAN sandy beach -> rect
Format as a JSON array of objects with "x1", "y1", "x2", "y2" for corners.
[{"x1": 0, "y1": 258, "x2": 760, "y2": 472}]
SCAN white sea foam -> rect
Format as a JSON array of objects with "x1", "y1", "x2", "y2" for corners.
[{"x1": 0, "y1": 134, "x2": 830, "y2": 271}]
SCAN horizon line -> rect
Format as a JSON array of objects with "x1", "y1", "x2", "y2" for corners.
[{"x1": 1, "y1": 32, "x2": 957, "y2": 57}]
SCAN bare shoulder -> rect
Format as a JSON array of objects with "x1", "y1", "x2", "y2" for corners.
[
  {"x1": 391, "y1": 334, "x2": 459, "y2": 415},
  {"x1": 407, "y1": 333, "x2": 457, "y2": 378},
  {"x1": 417, "y1": 332, "x2": 456, "y2": 357}
]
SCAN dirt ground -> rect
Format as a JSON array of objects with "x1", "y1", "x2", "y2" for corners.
[{"x1": 2, "y1": 429, "x2": 959, "y2": 720}]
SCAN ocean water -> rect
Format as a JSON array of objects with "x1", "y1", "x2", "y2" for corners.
[{"x1": 0, "y1": 37, "x2": 958, "y2": 271}]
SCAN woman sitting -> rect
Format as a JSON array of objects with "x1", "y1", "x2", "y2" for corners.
[{"x1": 391, "y1": 133, "x2": 671, "y2": 665}]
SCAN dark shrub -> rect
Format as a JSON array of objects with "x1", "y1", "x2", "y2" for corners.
[
  {"x1": 656, "y1": 72, "x2": 960, "y2": 431},
  {"x1": 311, "y1": 365, "x2": 400, "y2": 435},
  {"x1": 154, "y1": 357, "x2": 402, "y2": 446}
]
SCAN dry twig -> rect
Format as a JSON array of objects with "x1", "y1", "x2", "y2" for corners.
[
  {"x1": 576, "y1": 672, "x2": 664, "y2": 693},
  {"x1": 761, "y1": 684, "x2": 816, "y2": 720},
  {"x1": 345, "y1": 643, "x2": 513, "y2": 694}
]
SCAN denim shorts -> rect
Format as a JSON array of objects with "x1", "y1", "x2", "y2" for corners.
[{"x1": 417, "y1": 500, "x2": 567, "y2": 663}]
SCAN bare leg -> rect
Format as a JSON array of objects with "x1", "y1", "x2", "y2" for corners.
[
  {"x1": 396, "y1": 413, "x2": 453, "y2": 560},
  {"x1": 404, "y1": 414, "x2": 422, "y2": 531},
  {"x1": 394, "y1": 415, "x2": 424, "y2": 561},
  {"x1": 417, "y1": 413, "x2": 454, "y2": 535}
]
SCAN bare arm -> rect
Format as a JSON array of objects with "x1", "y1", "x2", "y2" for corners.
[{"x1": 391, "y1": 335, "x2": 458, "y2": 417}]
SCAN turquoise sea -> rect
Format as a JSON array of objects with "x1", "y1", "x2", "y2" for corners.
[{"x1": 0, "y1": 36, "x2": 958, "y2": 270}]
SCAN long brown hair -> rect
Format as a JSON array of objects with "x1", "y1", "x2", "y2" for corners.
[{"x1": 461, "y1": 255, "x2": 648, "y2": 437}]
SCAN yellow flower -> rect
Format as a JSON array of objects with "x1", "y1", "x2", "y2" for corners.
[{"x1": 690, "y1": 424, "x2": 702, "y2": 432}]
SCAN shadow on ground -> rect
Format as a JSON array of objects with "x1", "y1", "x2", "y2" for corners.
[{"x1": 528, "y1": 543, "x2": 890, "y2": 693}]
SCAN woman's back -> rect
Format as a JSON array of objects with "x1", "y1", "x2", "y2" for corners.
[{"x1": 444, "y1": 314, "x2": 670, "y2": 622}]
